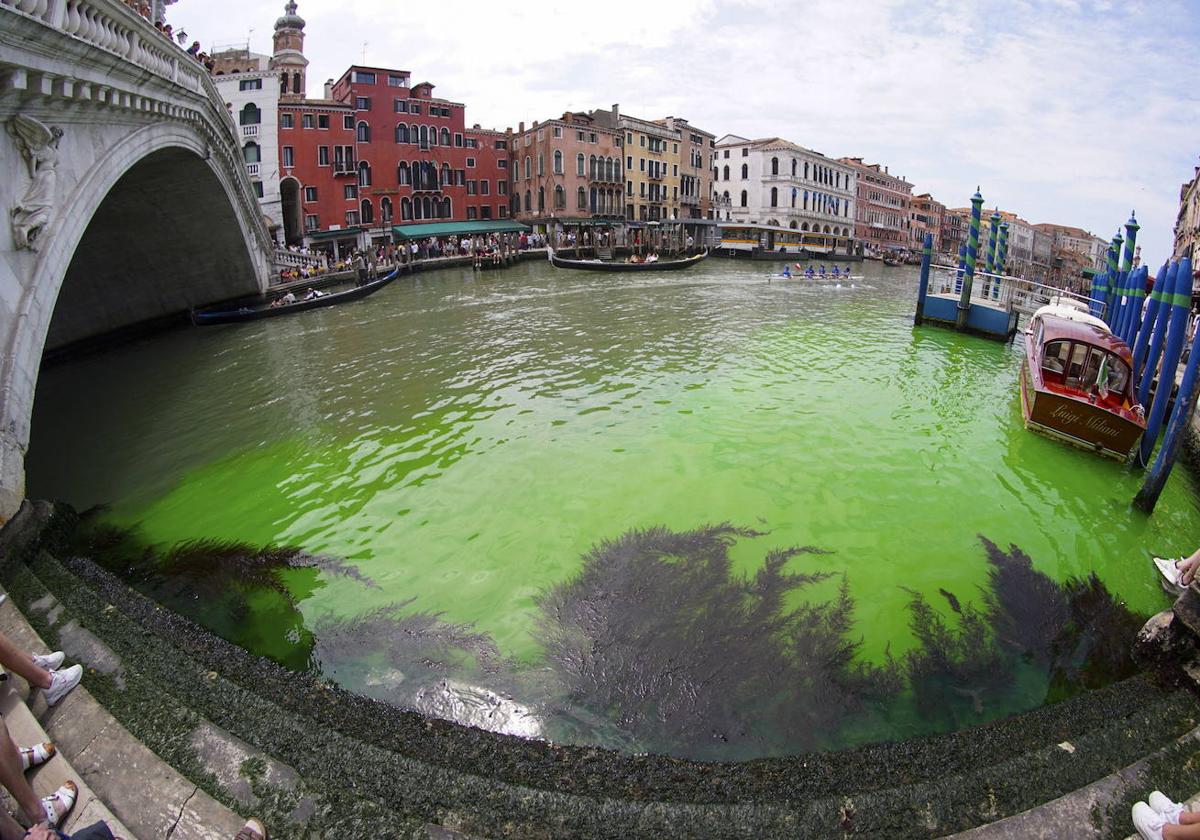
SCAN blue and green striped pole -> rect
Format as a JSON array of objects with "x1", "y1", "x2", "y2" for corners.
[
  {"x1": 1137, "y1": 261, "x2": 1180, "y2": 408},
  {"x1": 1138, "y1": 259, "x2": 1192, "y2": 467},
  {"x1": 985, "y1": 211, "x2": 1001, "y2": 276},
  {"x1": 1118, "y1": 212, "x2": 1141, "y2": 343},
  {"x1": 1090, "y1": 255, "x2": 1110, "y2": 318},
  {"x1": 915, "y1": 232, "x2": 933, "y2": 326},
  {"x1": 955, "y1": 243, "x2": 967, "y2": 294},
  {"x1": 1132, "y1": 260, "x2": 1171, "y2": 383},
  {"x1": 956, "y1": 188, "x2": 984, "y2": 330},
  {"x1": 994, "y1": 222, "x2": 1009, "y2": 300},
  {"x1": 1104, "y1": 231, "x2": 1123, "y2": 328}
]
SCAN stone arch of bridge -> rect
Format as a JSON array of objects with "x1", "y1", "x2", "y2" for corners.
[{"x1": 1, "y1": 122, "x2": 268, "y2": 520}]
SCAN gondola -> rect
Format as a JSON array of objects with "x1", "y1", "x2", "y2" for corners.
[
  {"x1": 192, "y1": 267, "x2": 400, "y2": 326},
  {"x1": 547, "y1": 248, "x2": 708, "y2": 272}
]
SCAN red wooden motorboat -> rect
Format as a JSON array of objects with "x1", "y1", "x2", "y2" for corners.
[{"x1": 1019, "y1": 301, "x2": 1146, "y2": 461}]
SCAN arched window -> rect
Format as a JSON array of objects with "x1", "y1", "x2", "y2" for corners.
[
  {"x1": 554, "y1": 185, "x2": 565, "y2": 209},
  {"x1": 723, "y1": 165, "x2": 729, "y2": 181},
  {"x1": 356, "y1": 121, "x2": 370, "y2": 143},
  {"x1": 576, "y1": 153, "x2": 585, "y2": 176},
  {"x1": 442, "y1": 197, "x2": 451, "y2": 217},
  {"x1": 358, "y1": 161, "x2": 371, "y2": 187},
  {"x1": 397, "y1": 162, "x2": 409, "y2": 185},
  {"x1": 401, "y1": 197, "x2": 412, "y2": 220},
  {"x1": 577, "y1": 186, "x2": 587, "y2": 209},
  {"x1": 239, "y1": 103, "x2": 261, "y2": 125},
  {"x1": 824, "y1": 224, "x2": 831, "y2": 233},
  {"x1": 770, "y1": 187, "x2": 778, "y2": 207},
  {"x1": 428, "y1": 127, "x2": 437, "y2": 147},
  {"x1": 441, "y1": 163, "x2": 451, "y2": 187},
  {"x1": 537, "y1": 186, "x2": 545, "y2": 212},
  {"x1": 722, "y1": 190, "x2": 730, "y2": 203},
  {"x1": 395, "y1": 124, "x2": 409, "y2": 143},
  {"x1": 381, "y1": 197, "x2": 393, "y2": 223},
  {"x1": 280, "y1": 75, "x2": 289, "y2": 95},
  {"x1": 423, "y1": 196, "x2": 433, "y2": 219},
  {"x1": 524, "y1": 156, "x2": 531, "y2": 179},
  {"x1": 410, "y1": 123, "x2": 419, "y2": 144},
  {"x1": 771, "y1": 157, "x2": 779, "y2": 175},
  {"x1": 553, "y1": 150, "x2": 563, "y2": 174},
  {"x1": 589, "y1": 187, "x2": 597, "y2": 213},
  {"x1": 418, "y1": 125, "x2": 428, "y2": 147},
  {"x1": 360, "y1": 198, "x2": 374, "y2": 225},
  {"x1": 740, "y1": 190, "x2": 747, "y2": 207},
  {"x1": 242, "y1": 142, "x2": 261, "y2": 163},
  {"x1": 791, "y1": 159, "x2": 797, "y2": 176},
  {"x1": 511, "y1": 193, "x2": 521, "y2": 214},
  {"x1": 802, "y1": 222, "x2": 809, "y2": 231},
  {"x1": 292, "y1": 72, "x2": 301, "y2": 95},
  {"x1": 790, "y1": 188, "x2": 797, "y2": 208},
  {"x1": 440, "y1": 127, "x2": 450, "y2": 146},
  {"x1": 789, "y1": 220, "x2": 798, "y2": 229},
  {"x1": 524, "y1": 190, "x2": 531, "y2": 212},
  {"x1": 589, "y1": 155, "x2": 596, "y2": 180},
  {"x1": 605, "y1": 157, "x2": 614, "y2": 181},
  {"x1": 741, "y1": 163, "x2": 748, "y2": 179},
  {"x1": 804, "y1": 161, "x2": 809, "y2": 179}
]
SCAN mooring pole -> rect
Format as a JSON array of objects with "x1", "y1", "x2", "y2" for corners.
[
  {"x1": 915, "y1": 232, "x2": 933, "y2": 326},
  {"x1": 1139, "y1": 258, "x2": 1192, "y2": 466},
  {"x1": 1123, "y1": 266, "x2": 1148, "y2": 347},
  {"x1": 1118, "y1": 213, "x2": 1141, "y2": 344},
  {"x1": 954, "y1": 243, "x2": 967, "y2": 295},
  {"x1": 957, "y1": 189, "x2": 984, "y2": 331},
  {"x1": 1137, "y1": 261, "x2": 1180, "y2": 409},
  {"x1": 1131, "y1": 260, "x2": 1169, "y2": 382},
  {"x1": 1136, "y1": 258, "x2": 1200, "y2": 512},
  {"x1": 994, "y1": 222, "x2": 1009, "y2": 300},
  {"x1": 1104, "y1": 231, "x2": 1124, "y2": 329}
]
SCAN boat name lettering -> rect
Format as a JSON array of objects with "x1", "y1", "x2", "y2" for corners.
[{"x1": 1048, "y1": 403, "x2": 1122, "y2": 438}]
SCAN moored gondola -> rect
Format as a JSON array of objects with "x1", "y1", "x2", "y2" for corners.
[
  {"x1": 547, "y1": 248, "x2": 708, "y2": 272},
  {"x1": 192, "y1": 267, "x2": 400, "y2": 326}
]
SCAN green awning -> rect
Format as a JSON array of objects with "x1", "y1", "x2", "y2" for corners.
[
  {"x1": 390, "y1": 220, "x2": 531, "y2": 240},
  {"x1": 308, "y1": 226, "x2": 364, "y2": 240}
]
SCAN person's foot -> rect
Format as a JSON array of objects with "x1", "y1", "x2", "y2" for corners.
[
  {"x1": 44, "y1": 664, "x2": 82, "y2": 706},
  {"x1": 19, "y1": 741, "x2": 55, "y2": 772},
  {"x1": 234, "y1": 817, "x2": 267, "y2": 840},
  {"x1": 40, "y1": 780, "x2": 77, "y2": 828},
  {"x1": 1134, "y1": 801, "x2": 1168, "y2": 840},
  {"x1": 32, "y1": 652, "x2": 64, "y2": 671},
  {"x1": 1150, "y1": 790, "x2": 1185, "y2": 825}
]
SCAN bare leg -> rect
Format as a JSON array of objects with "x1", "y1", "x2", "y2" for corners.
[
  {"x1": 0, "y1": 633, "x2": 51, "y2": 690},
  {"x1": 1180, "y1": 549, "x2": 1200, "y2": 586},
  {"x1": 1181, "y1": 811, "x2": 1200, "y2": 825},
  {"x1": 0, "y1": 720, "x2": 44, "y2": 826},
  {"x1": 1165, "y1": 823, "x2": 1200, "y2": 839}
]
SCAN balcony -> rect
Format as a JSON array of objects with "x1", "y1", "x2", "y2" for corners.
[
  {"x1": 680, "y1": 193, "x2": 699, "y2": 206},
  {"x1": 647, "y1": 170, "x2": 664, "y2": 181},
  {"x1": 333, "y1": 160, "x2": 358, "y2": 176},
  {"x1": 246, "y1": 163, "x2": 260, "y2": 177},
  {"x1": 241, "y1": 124, "x2": 260, "y2": 138}
]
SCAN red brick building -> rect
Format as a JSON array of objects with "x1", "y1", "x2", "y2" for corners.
[{"x1": 270, "y1": 5, "x2": 506, "y2": 254}]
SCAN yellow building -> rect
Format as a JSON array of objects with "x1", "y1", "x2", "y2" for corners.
[
  {"x1": 1175, "y1": 164, "x2": 1199, "y2": 265},
  {"x1": 589, "y1": 105, "x2": 713, "y2": 223}
]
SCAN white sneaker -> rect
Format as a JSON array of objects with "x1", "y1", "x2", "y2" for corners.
[
  {"x1": 1150, "y1": 790, "x2": 1185, "y2": 825},
  {"x1": 32, "y1": 651, "x2": 65, "y2": 671},
  {"x1": 43, "y1": 664, "x2": 82, "y2": 707},
  {"x1": 1133, "y1": 801, "x2": 1168, "y2": 840}
]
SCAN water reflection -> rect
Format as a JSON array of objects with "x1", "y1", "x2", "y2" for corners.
[{"x1": 72, "y1": 519, "x2": 1148, "y2": 759}]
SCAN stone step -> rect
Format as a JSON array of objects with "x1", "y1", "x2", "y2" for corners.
[{"x1": 5, "y1": 502, "x2": 1200, "y2": 838}]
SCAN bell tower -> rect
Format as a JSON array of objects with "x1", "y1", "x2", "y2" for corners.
[{"x1": 270, "y1": 1, "x2": 308, "y2": 101}]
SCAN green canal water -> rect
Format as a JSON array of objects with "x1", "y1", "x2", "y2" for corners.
[{"x1": 27, "y1": 258, "x2": 1200, "y2": 759}]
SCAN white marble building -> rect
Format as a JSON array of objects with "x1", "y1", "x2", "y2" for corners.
[
  {"x1": 712, "y1": 135, "x2": 855, "y2": 238},
  {"x1": 211, "y1": 48, "x2": 284, "y2": 241}
]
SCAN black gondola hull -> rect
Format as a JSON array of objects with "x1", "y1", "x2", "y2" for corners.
[
  {"x1": 548, "y1": 249, "x2": 708, "y2": 272},
  {"x1": 193, "y1": 268, "x2": 400, "y2": 325}
]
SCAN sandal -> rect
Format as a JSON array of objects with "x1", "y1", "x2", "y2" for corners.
[
  {"x1": 19, "y1": 741, "x2": 55, "y2": 772},
  {"x1": 41, "y1": 780, "x2": 77, "y2": 828},
  {"x1": 235, "y1": 817, "x2": 267, "y2": 840}
]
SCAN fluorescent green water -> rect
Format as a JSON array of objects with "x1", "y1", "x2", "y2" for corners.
[{"x1": 28, "y1": 259, "x2": 1200, "y2": 756}]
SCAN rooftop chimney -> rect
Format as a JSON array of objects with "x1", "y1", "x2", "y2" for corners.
[
  {"x1": 612, "y1": 103, "x2": 619, "y2": 122},
  {"x1": 519, "y1": 121, "x2": 525, "y2": 133},
  {"x1": 324, "y1": 78, "x2": 333, "y2": 98}
]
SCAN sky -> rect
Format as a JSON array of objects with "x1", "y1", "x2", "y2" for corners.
[{"x1": 179, "y1": 0, "x2": 1200, "y2": 264}]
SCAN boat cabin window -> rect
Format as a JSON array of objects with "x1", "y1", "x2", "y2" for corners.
[{"x1": 1041, "y1": 340, "x2": 1070, "y2": 376}]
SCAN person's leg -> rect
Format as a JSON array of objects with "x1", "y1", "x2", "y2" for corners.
[
  {"x1": 69, "y1": 821, "x2": 116, "y2": 840},
  {"x1": 0, "y1": 635, "x2": 51, "y2": 690},
  {"x1": 1166, "y1": 824, "x2": 1200, "y2": 839},
  {"x1": 0, "y1": 808, "x2": 24, "y2": 840},
  {"x1": 0, "y1": 720, "x2": 46, "y2": 825}
]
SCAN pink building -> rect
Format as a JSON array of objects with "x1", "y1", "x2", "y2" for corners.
[
  {"x1": 506, "y1": 112, "x2": 624, "y2": 236},
  {"x1": 839, "y1": 158, "x2": 913, "y2": 254}
]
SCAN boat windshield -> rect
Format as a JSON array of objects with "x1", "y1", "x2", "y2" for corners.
[{"x1": 1041, "y1": 339, "x2": 1130, "y2": 400}]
